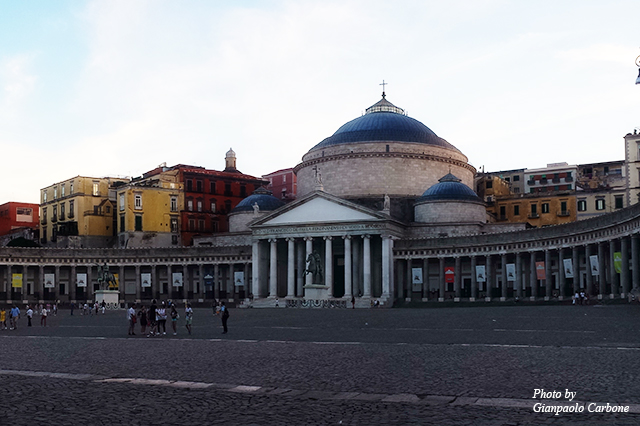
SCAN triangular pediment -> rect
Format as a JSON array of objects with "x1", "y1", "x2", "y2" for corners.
[{"x1": 258, "y1": 193, "x2": 382, "y2": 226}]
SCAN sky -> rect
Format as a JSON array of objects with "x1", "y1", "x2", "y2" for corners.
[{"x1": 1, "y1": 0, "x2": 640, "y2": 204}]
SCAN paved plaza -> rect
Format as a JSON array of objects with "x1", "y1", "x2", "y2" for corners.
[{"x1": 2, "y1": 303, "x2": 640, "y2": 425}]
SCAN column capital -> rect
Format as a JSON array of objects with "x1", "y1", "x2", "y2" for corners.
[
  {"x1": 303, "y1": 236, "x2": 314, "y2": 242},
  {"x1": 268, "y1": 238, "x2": 277, "y2": 243},
  {"x1": 342, "y1": 235, "x2": 352, "y2": 241},
  {"x1": 285, "y1": 237, "x2": 295, "y2": 242},
  {"x1": 361, "y1": 234, "x2": 371, "y2": 240},
  {"x1": 323, "y1": 236, "x2": 333, "y2": 241}
]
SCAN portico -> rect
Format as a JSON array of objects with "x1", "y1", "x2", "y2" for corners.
[{"x1": 249, "y1": 191, "x2": 402, "y2": 305}]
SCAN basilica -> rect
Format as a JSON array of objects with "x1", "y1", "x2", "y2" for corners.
[{"x1": 2, "y1": 94, "x2": 640, "y2": 307}]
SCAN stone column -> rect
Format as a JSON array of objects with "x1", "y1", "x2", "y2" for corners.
[
  {"x1": 151, "y1": 265, "x2": 158, "y2": 300},
  {"x1": 621, "y1": 237, "x2": 630, "y2": 296},
  {"x1": 287, "y1": 238, "x2": 295, "y2": 298},
  {"x1": 38, "y1": 265, "x2": 44, "y2": 303},
  {"x1": 324, "y1": 236, "x2": 333, "y2": 297},
  {"x1": 228, "y1": 264, "x2": 235, "y2": 300},
  {"x1": 572, "y1": 246, "x2": 579, "y2": 294},
  {"x1": 485, "y1": 255, "x2": 492, "y2": 300},
  {"x1": 135, "y1": 265, "x2": 141, "y2": 301},
  {"x1": 545, "y1": 250, "x2": 552, "y2": 299},
  {"x1": 382, "y1": 236, "x2": 391, "y2": 298},
  {"x1": 500, "y1": 254, "x2": 507, "y2": 300},
  {"x1": 439, "y1": 257, "x2": 445, "y2": 301},
  {"x1": 214, "y1": 264, "x2": 220, "y2": 300},
  {"x1": 198, "y1": 264, "x2": 205, "y2": 299},
  {"x1": 454, "y1": 256, "x2": 462, "y2": 299},
  {"x1": 252, "y1": 240, "x2": 259, "y2": 298},
  {"x1": 296, "y1": 241, "x2": 305, "y2": 297},
  {"x1": 343, "y1": 236, "x2": 352, "y2": 298},
  {"x1": 54, "y1": 265, "x2": 60, "y2": 301},
  {"x1": 585, "y1": 244, "x2": 593, "y2": 296},
  {"x1": 423, "y1": 258, "x2": 431, "y2": 300},
  {"x1": 632, "y1": 235, "x2": 640, "y2": 290},
  {"x1": 609, "y1": 240, "x2": 617, "y2": 297},
  {"x1": 243, "y1": 262, "x2": 250, "y2": 299},
  {"x1": 71, "y1": 265, "x2": 77, "y2": 301},
  {"x1": 470, "y1": 256, "x2": 477, "y2": 300},
  {"x1": 598, "y1": 242, "x2": 606, "y2": 297},
  {"x1": 167, "y1": 264, "x2": 173, "y2": 299},
  {"x1": 388, "y1": 237, "x2": 395, "y2": 299},
  {"x1": 269, "y1": 239, "x2": 277, "y2": 298},
  {"x1": 557, "y1": 249, "x2": 565, "y2": 298},
  {"x1": 516, "y1": 252, "x2": 523, "y2": 299},
  {"x1": 305, "y1": 237, "x2": 313, "y2": 287},
  {"x1": 530, "y1": 251, "x2": 537, "y2": 299},
  {"x1": 362, "y1": 235, "x2": 371, "y2": 298},
  {"x1": 402, "y1": 258, "x2": 410, "y2": 300},
  {"x1": 352, "y1": 238, "x2": 361, "y2": 297}
]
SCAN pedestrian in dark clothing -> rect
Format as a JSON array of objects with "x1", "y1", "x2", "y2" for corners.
[
  {"x1": 219, "y1": 301, "x2": 229, "y2": 334},
  {"x1": 351, "y1": 295, "x2": 355, "y2": 309}
]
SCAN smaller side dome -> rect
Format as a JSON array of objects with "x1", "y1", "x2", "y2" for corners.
[
  {"x1": 232, "y1": 187, "x2": 285, "y2": 213},
  {"x1": 418, "y1": 173, "x2": 481, "y2": 202}
]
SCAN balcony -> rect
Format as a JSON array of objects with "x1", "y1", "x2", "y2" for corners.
[
  {"x1": 60, "y1": 212, "x2": 65, "y2": 221},
  {"x1": 51, "y1": 215, "x2": 58, "y2": 223},
  {"x1": 41, "y1": 218, "x2": 47, "y2": 225},
  {"x1": 528, "y1": 213, "x2": 540, "y2": 219},
  {"x1": 565, "y1": 176, "x2": 574, "y2": 182},
  {"x1": 527, "y1": 180, "x2": 535, "y2": 186},
  {"x1": 540, "y1": 178, "x2": 548, "y2": 184},
  {"x1": 557, "y1": 210, "x2": 571, "y2": 217},
  {"x1": 68, "y1": 212, "x2": 74, "y2": 219},
  {"x1": 552, "y1": 178, "x2": 560, "y2": 184}
]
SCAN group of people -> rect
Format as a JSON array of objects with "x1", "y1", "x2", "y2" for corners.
[
  {"x1": 71, "y1": 301, "x2": 106, "y2": 316},
  {"x1": 572, "y1": 291, "x2": 589, "y2": 305},
  {"x1": 0, "y1": 304, "x2": 53, "y2": 330},
  {"x1": 127, "y1": 300, "x2": 194, "y2": 337}
]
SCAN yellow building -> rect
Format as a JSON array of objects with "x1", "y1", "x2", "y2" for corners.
[
  {"x1": 491, "y1": 193, "x2": 577, "y2": 227},
  {"x1": 40, "y1": 176, "x2": 129, "y2": 247},
  {"x1": 116, "y1": 169, "x2": 183, "y2": 247}
]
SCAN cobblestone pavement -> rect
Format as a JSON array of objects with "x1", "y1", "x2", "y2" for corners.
[{"x1": 2, "y1": 304, "x2": 640, "y2": 425}]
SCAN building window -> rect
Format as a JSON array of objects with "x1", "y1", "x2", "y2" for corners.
[
  {"x1": 513, "y1": 187, "x2": 520, "y2": 194},
  {"x1": 513, "y1": 175, "x2": 520, "y2": 182},
  {"x1": 187, "y1": 180, "x2": 193, "y2": 191},
  {"x1": 43, "y1": 207, "x2": 47, "y2": 222},
  {"x1": 485, "y1": 180, "x2": 493, "y2": 189},
  {"x1": 135, "y1": 215, "x2": 143, "y2": 231},
  {"x1": 577, "y1": 199, "x2": 587, "y2": 212},
  {"x1": 170, "y1": 218, "x2": 178, "y2": 233},
  {"x1": 187, "y1": 199, "x2": 193, "y2": 211},
  {"x1": 225, "y1": 200, "x2": 231, "y2": 212},
  {"x1": 119, "y1": 193, "x2": 125, "y2": 211},
  {"x1": 240, "y1": 185, "x2": 246, "y2": 197},
  {"x1": 54, "y1": 187, "x2": 58, "y2": 199},
  {"x1": 68, "y1": 200, "x2": 74, "y2": 218},
  {"x1": 197, "y1": 200, "x2": 202, "y2": 212},
  {"x1": 170, "y1": 196, "x2": 178, "y2": 212},
  {"x1": 188, "y1": 219, "x2": 195, "y2": 231},
  {"x1": 514, "y1": 205, "x2": 520, "y2": 216},
  {"x1": 172, "y1": 235, "x2": 178, "y2": 245},
  {"x1": 196, "y1": 180, "x2": 203, "y2": 192},
  {"x1": 198, "y1": 219, "x2": 205, "y2": 231},
  {"x1": 120, "y1": 215, "x2": 125, "y2": 232},
  {"x1": 60, "y1": 203, "x2": 65, "y2": 219},
  {"x1": 615, "y1": 196, "x2": 623, "y2": 209},
  {"x1": 70, "y1": 182, "x2": 74, "y2": 194},
  {"x1": 530, "y1": 204, "x2": 538, "y2": 216},
  {"x1": 106, "y1": 205, "x2": 111, "y2": 214},
  {"x1": 560, "y1": 201, "x2": 567, "y2": 214},
  {"x1": 596, "y1": 199, "x2": 605, "y2": 211},
  {"x1": 43, "y1": 191, "x2": 47, "y2": 203},
  {"x1": 542, "y1": 203, "x2": 550, "y2": 214},
  {"x1": 210, "y1": 201, "x2": 216, "y2": 213},
  {"x1": 53, "y1": 205, "x2": 57, "y2": 221},
  {"x1": 225, "y1": 183, "x2": 232, "y2": 196},
  {"x1": 134, "y1": 194, "x2": 142, "y2": 209},
  {"x1": 92, "y1": 182, "x2": 99, "y2": 196},
  {"x1": 61, "y1": 184, "x2": 65, "y2": 197},
  {"x1": 210, "y1": 181, "x2": 216, "y2": 194}
]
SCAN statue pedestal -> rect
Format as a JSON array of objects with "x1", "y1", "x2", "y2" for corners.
[
  {"x1": 304, "y1": 285, "x2": 329, "y2": 300},
  {"x1": 94, "y1": 290, "x2": 120, "y2": 308}
]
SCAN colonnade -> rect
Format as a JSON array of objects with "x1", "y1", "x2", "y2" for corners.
[
  {"x1": 395, "y1": 234, "x2": 640, "y2": 301},
  {"x1": 251, "y1": 233, "x2": 395, "y2": 301}
]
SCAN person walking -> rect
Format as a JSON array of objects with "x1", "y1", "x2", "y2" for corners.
[
  {"x1": 10, "y1": 305, "x2": 20, "y2": 330},
  {"x1": 26, "y1": 306, "x2": 33, "y2": 327},
  {"x1": 138, "y1": 305, "x2": 148, "y2": 335},
  {"x1": 41, "y1": 306, "x2": 48, "y2": 326},
  {"x1": 147, "y1": 299, "x2": 158, "y2": 337},
  {"x1": 70, "y1": 302, "x2": 75, "y2": 316},
  {"x1": 170, "y1": 304, "x2": 179, "y2": 335},
  {"x1": 157, "y1": 302, "x2": 167, "y2": 335},
  {"x1": 0, "y1": 307, "x2": 6, "y2": 330},
  {"x1": 351, "y1": 295, "x2": 355, "y2": 309},
  {"x1": 127, "y1": 304, "x2": 136, "y2": 335},
  {"x1": 219, "y1": 301, "x2": 229, "y2": 334},
  {"x1": 185, "y1": 303, "x2": 193, "y2": 335}
]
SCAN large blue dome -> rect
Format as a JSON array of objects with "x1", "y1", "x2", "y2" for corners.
[
  {"x1": 232, "y1": 187, "x2": 285, "y2": 213},
  {"x1": 418, "y1": 173, "x2": 481, "y2": 203},
  {"x1": 311, "y1": 96, "x2": 459, "y2": 151}
]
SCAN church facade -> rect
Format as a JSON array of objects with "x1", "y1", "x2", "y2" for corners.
[{"x1": 2, "y1": 94, "x2": 640, "y2": 306}]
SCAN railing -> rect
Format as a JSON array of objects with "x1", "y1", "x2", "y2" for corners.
[
  {"x1": 527, "y1": 180, "x2": 535, "y2": 186},
  {"x1": 528, "y1": 213, "x2": 539, "y2": 219},
  {"x1": 41, "y1": 218, "x2": 47, "y2": 225},
  {"x1": 557, "y1": 210, "x2": 571, "y2": 217},
  {"x1": 565, "y1": 176, "x2": 574, "y2": 182},
  {"x1": 51, "y1": 215, "x2": 58, "y2": 223}
]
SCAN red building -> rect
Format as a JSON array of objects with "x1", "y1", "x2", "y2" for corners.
[
  {"x1": 0, "y1": 202, "x2": 40, "y2": 244},
  {"x1": 146, "y1": 149, "x2": 268, "y2": 246},
  {"x1": 262, "y1": 168, "x2": 297, "y2": 201}
]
